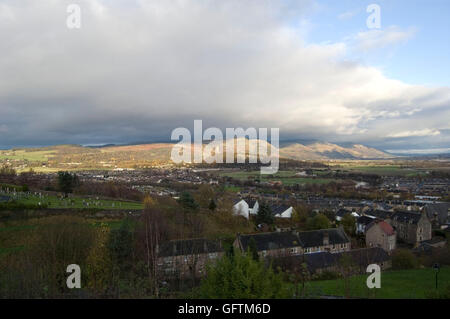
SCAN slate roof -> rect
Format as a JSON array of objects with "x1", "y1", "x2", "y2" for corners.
[
  {"x1": 297, "y1": 228, "x2": 350, "y2": 249},
  {"x1": 391, "y1": 211, "x2": 422, "y2": 224},
  {"x1": 357, "y1": 215, "x2": 375, "y2": 226},
  {"x1": 365, "y1": 209, "x2": 392, "y2": 220},
  {"x1": 425, "y1": 203, "x2": 450, "y2": 224},
  {"x1": 336, "y1": 208, "x2": 351, "y2": 217},
  {"x1": 238, "y1": 232, "x2": 302, "y2": 252},
  {"x1": 275, "y1": 247, "x2": 390, "y2": 273},
  {"x1": 158, "y1": 238, "x2": 224, "y2": 257},
  {"x1": 245, "y1": 198, "x2": 258, "y2": 208},
  {"x1": 270, "y1": 205, "x2": 291, "y2": 216}
]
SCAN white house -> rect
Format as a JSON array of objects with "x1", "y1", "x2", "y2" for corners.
[
  {"x1": 233, "y1": 199, "x2": 250, "y2": 219},
  {"x1": 271, "y1": 205, "x2": 294, "y2": 219},
  {"x1": 247, "y1": 199, "x2": 259, "y2": 216}
]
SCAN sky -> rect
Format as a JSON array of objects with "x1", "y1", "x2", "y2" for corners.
[{"x1": 0, "y1": 0, "x2": 449, "y2": 153}]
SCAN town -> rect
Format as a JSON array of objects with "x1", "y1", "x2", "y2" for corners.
[{"x1": 0, "y1": 157, "x2": 449, "y2": 299}]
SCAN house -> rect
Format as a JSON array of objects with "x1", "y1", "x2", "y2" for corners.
[
  {"x1": 356, "y1": 215, "x2": 375, "y2": 234},
  {"x1": 365, "y1": 220, "x2": 396, "y2": 252},
  {"x1": 232, "y1": 199, "x2": 250, "y2": 219},
  {"x1": 234, "y1": 228, "x2": 351, "y2": 258},
  {"x1": 234, "y1": 231, "x2": 303, "y2": 258},
  {"x1": 271, "y1": 204, "x2": 294, "y2": 219},
  {"x1": 424, "y1": 203, "x2": 450, "y2": 227},
  {"x1": 389, "y1": 211, "x2": 432, "y2": 245},
  {"x1": 364, "y1": 209, "x2": 393, "y2": 221},
  {"x1": 335, "y1": 208, "x2": 351, "y2": 222},
  {"x1": 157, "y1": 238, "x2": 224, "y2": 278},
  {"x1": 272, "y1": 247, "x2": 391, "y2": 275},
  {"x1": 245, "y1": 198, "x2": 259, "y2": 216},
  {"x1": 297, "y1": 228, "x2": 351, "y2": 254}
]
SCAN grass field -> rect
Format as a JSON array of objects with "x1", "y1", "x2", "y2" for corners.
[
  {"x1": 330, "y1": 162, "x2": 427, "y2": 177},
  {"x1": 218, "y1": 170, "x2": 339, "y2": 186},
  {"x1": 305, "y1": 267, "x2": 450, "y2": 299},
  {"x1": 0, "y1": 150, "x2": 56, "y2": 162},
  {"x1": 1, "y1": 193, "x2": 143, "y2": 210}
]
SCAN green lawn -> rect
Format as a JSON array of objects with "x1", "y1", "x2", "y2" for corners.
[
  {"x1": 305, "y1": 267, "x2": 450, "y2": 299},
  {"x1": 1, "y1": 193, "x2": 143, "y2": 210},
  {"x1": 0, "y1": 150, "x2": 55, "y2": 162}
]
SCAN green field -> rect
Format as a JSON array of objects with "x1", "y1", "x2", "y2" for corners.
[
  {"x1": 218, "y1": 170, "x2": 339, "y2": 186},
  {"x1": 333, "y1": 164, "x2": 426, "y2": 177},
  {"x1": 0, "y1": 150, "x2": 56, "y2": 162},
  {"x1": 1, "y1": 193, "x2": 143, "y2": 210},
  {"x1": 305, "y1": 267, "x2": 450, "y2": 299}
]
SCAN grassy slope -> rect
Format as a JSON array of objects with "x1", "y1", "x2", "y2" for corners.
[
  {"x1": 10, "y1": 193, "x2": 143, "y2": 210},
  {"x1": 305, "y1": 267, "x2": 450, "y2": 299}
]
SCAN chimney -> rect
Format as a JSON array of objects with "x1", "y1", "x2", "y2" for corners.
[{"x1": 323, "y1": 231, "x2": 329, "y2": 246}]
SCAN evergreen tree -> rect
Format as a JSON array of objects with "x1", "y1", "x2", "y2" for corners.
[
  {"x1": 178, "y1": 192, "x2": 199, "y2": 211},
  {"x1": 196, "y1": 250, "x2": 292, "y2": 299},
  {"x1": 248, "y1": 237, "x2": 259, "y2": 261},
  {"x1": 208, "y1": 199, "x2": 217, "y2": 211},
  {"x1": 255, "y1": 202, "x2": 274, "y2": 225}
]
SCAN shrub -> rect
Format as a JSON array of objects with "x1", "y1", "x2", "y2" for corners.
[{"x1": 392, "y1": 249, "x2": 418, "y2": 270}]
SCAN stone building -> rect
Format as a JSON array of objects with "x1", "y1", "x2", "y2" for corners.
[
  {"x1": 157, "y1": 238, "x2": 224, "y2": 279},
  {"x1": 234, "y1": 228, "x2": 351, "y2": 258},
  {"x1": 389, "y1": 211, "x2": 432, "y2": 245},
  {"x1": 365, "y1": 220, "x2": 396, "y2": 252}
]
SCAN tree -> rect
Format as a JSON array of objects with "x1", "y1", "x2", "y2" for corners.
[
  {"x1": 392, "y1": 249, "x2": 418, "y2": 270},
  {"x1": 86, "y1": 225, "x2": 113, "y2": 296},
  {"x1": 195, "y1": 185, "x2": 215, "y2": 208},
  {"x1": 306, "y1": 213, "x2": 330, "y2": 230},
  {"x1": 136, "y1": 196, "x2": 169, "y2": 297},
  {"x1": 57, "y1": 171, "x2": 80, "y2": 196},
  {"x1": 208, "y1": 199, "x2": 217, "y2": 212},
  {"x1": 196, "y1": 250, "x2": 292, "y2": 298},
  {"x1": 178, "y1": 192, "x2": 199, "y2": 211},
  {"x1": 341, "y1": 213, "x2": 356, "y2": 236},
  {"x1": 107, "y1": 219, "x2": 134, "y2": 276},
  {"x1": 256, "y1": 202, "x2": 274, "y2": 225},
  {"x1": 248, "y1": 237, "x2": 259, "y2": 261},
  {"x1": 337, "y1": 254, "x2": 357, "y2": 298}
]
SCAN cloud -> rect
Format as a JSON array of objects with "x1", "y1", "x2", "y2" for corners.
[
  {"x1": 0, "y1": 0, "x2": 448, "y2": 150},
  {"x1": 338, "y1": 10, "x2": 359, "y2": 20},
  {"x1": 387, "y1": 129, "x2": 441, "y2": 138},
  {"x1": 386, "y1": 148, "x2": 450, "y2": 155},
  {"x1": 354, "y1": 26, "x2": 417, "y2": 52}
]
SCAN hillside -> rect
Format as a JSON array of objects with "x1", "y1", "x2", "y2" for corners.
[
  {"x1": 280, "y1": 142, "x2": 393, "y2": 160},
  {"x1": 0, "y1": 140, "x2": 394, "y2": 171}
]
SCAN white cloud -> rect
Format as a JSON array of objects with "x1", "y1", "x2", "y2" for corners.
[
  {"x1": 354, "y1": 26, "x2": 417, "y2": 52},
  {"x1": 387, "y1": 129, "x2": 441, "y2": 138},
  {"x1": 0, "y1": 0, "x2": 448, "y2": 149},
  {"x1": 338, "y1": 10, "x2": 359, "y2": 20}
]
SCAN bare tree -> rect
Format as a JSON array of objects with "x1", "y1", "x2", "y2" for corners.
[{"x1": 138, "y1": 196, "x2": 168, "y2": 297}]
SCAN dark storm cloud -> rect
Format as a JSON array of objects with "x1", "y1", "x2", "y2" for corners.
[{"x1": 0, "y1": 0, "x2": 449, "y2": 150}]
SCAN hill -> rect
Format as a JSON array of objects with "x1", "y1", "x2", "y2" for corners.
[{"x1": 0, "y1": 140, "x2": 394, "y2": 171}]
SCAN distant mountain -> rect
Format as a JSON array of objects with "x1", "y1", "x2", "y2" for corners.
[
  {"x1": 279, "y1": 142, "x2": 393, "y2": 160},
  {"x1": 0, "y1": 140, "x2": 395, "y2": 171}
]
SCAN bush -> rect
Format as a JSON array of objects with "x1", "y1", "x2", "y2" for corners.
[
  {"x1": 392, "y1": 249, "x2": 418, "y2": 270},
  {"x1": 194, "y1": 250, "x2": 293, "y2": 299}
]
